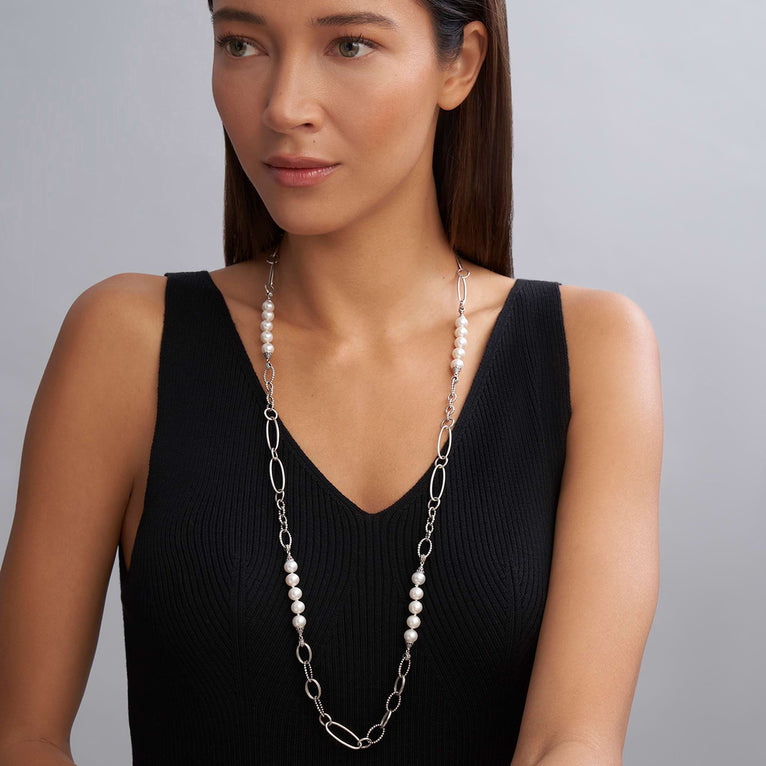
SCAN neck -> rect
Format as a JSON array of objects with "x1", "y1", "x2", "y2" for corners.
[{"x1": 268, "y1": 218, "x2": 462, "y2": 346}]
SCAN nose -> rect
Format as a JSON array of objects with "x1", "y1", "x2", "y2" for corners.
[{"x1": 261, "y1": 53, "x2": 324, "y2": 133}]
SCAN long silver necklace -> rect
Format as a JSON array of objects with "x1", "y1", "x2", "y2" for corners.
[{"x1": 258, "y1": 245, "x2": 471, "y2": 750}]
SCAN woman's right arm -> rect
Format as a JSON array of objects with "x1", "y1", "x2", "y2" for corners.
[
  {"x1": 0, "y1": 274, "x2": 163, "y2": 765},
  {"x1": 0, "y1": 740, "x2": 75, "y2": 765}
]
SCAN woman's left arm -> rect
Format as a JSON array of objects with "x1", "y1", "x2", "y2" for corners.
[{"x1": 510, "y1": 286, "x2": 663, "y2": 766}]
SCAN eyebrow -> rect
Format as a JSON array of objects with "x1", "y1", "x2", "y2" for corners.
[{"x1": 211, "y1": 8, "x2": 399, "y2": 31}]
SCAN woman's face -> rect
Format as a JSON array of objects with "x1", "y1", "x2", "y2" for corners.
[{"x1": 211, "y1": 0, "x2": 450, "y2": 236}]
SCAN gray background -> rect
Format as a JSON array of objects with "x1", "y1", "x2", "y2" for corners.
[{"x1": 2, "y1": 1, "x2": 764, "y2": 763}]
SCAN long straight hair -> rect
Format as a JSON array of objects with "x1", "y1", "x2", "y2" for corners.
[{"x1": 207, "y1": 0, "x2": 514, "y2": 277}]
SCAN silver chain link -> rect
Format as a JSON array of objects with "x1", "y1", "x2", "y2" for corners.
[{"x1": 261, "y1": 246, "x2": 470, "y2": 750}]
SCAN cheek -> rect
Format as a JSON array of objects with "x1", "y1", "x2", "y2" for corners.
[
  {"x1": 211, "y1": 70, "x2": 258, "y2": 138},
  {"x1": 334, "y1": 64, "x2": 438, "y2": 172}
]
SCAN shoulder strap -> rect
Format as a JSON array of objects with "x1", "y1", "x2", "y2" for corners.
[{"x1": 492, "y1": 278, "x2": 571, "y2": 431}]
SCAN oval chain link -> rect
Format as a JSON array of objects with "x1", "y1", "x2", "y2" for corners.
[{"x1": 262, "y1": 248, "x2": 470, "y2": 749}]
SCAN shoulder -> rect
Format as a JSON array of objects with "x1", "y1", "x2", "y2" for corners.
[
  {"x1": 65, "y1": 271, "x2": 167, "y2": 330},
  {"x1": 53, "y1": 272, "x2": 168, "y2": 473},
  {"x1": 557, "y1": 283, "x2": 660, "y2": 416},
  {"x1": 59, "y1": 272, "x2": 169, "y2": 377},
  {"x1": 0, "y1": 273, "x2": 170, "y2": 737},
  {"x1": 557, "y1": 281, "x2": 656, "y2": 340},
  {"x1": 61, "y1": 270, "x2": 169, "y2": 395},
  {"x1": 510, "y1": 284, "x2": 662, "y2": 762}
]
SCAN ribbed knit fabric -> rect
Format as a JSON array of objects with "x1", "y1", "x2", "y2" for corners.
[{"x1": 117, "y1": 269, "x2": 571, "y2": 765}]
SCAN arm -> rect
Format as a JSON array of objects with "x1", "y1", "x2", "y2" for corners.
[
  {"x1": 510, "y1": 286, "x2": 663, "y2": 766},
  {"x1": 0, "y1": 739, "x2": 76, "y2": 766},
  {"x1": 526, "y1": 740, "x2": 615, "y2": 766},
  {"x1": 0, "y1": 274, "x2": 163, "y2": 765}
]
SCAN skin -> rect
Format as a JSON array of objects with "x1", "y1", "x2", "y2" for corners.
[
  {"x1": 0, "y1": 2, "x2": 662, "y2": 764},
  {"x1": 210, "y1": 0, "x2": 490, "y2": 338}
]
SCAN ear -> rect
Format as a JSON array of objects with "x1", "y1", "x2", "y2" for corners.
[{"x1": 437, "y1": 21, "x2": 489, "y2": 111}]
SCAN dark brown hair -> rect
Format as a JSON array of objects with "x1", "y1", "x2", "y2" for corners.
[{"x1": 207, "y1": 0, "x2": 514, "y2": 277}]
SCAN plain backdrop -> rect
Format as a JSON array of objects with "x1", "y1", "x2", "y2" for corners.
[{"x1": 2, "y1": 1, "x2": 764, "y2": 763}]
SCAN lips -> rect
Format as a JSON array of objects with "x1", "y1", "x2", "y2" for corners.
[
  {"x1": 265, "y1": 163, "x2": 340, "y2": 187},
  {"x1": 264, "y1": 155, "x2": 337, "y2": 169}
]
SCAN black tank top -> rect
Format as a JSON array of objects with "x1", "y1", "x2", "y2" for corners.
[{"x1": 117, "y1": 269, "x2": 571, "y2": 765}]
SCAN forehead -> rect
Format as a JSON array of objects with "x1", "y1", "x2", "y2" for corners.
[{"x1": 210, "y1": 0, "x2": 416, "y2": 30}]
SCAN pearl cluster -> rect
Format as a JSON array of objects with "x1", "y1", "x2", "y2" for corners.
[
  {"x1": 284, "y1": 557, "x2": 307, "y2": 629},
  {"x1": 263, "y1": 301, "x2": 469, "y2": 377},
  {"x1": 451, "y1": 313, "x2": 469, "y2": 372},
  {"x1": 404, "y1": 568, "x2": 426, "y2": 643},
  {"x1": 260, "y1": 298, "x2": 275, "y2": 355},
  {"x1": 284, "y1": 555, "x2": 428, "y2": 644}
]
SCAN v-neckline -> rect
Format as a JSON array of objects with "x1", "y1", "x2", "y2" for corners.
[{"x1": 201, "y1": 269, "x2": 525, "y2": 521}]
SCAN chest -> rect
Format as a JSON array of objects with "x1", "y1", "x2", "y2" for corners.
[
  {"x1": 118, "y1": 270, "x2": 570, "y2": 753},
  {"x1": 262, "y1": 355, "x2": 477, "y2": 516}
]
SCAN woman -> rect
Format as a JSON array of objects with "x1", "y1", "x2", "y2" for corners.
[{"x1": 0, "y1": 0, "x2": 663, "y2": 764}]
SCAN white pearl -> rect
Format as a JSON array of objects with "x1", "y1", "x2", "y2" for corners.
[
  {"x1": 404, "y1": 629, "x2": 419, "y2": 643},
  {"x1": 284, "y1": 559, "x2": 298, "y2": 573},
  {"x1": 411, "y1": 571, "x2": 426, "y2": 586},
  {"x1": 451, "y1": 347, "x2": 466, "y2": 359},
  {"x1": 407, "y1": 614, "x2": 421, "y2": 629},
  {"x1": 450, "y1": 358, "x2": 464, "y2": 371},
  {"x1": 262, "y1": 310, "x2": 274, "y2": 322},
  {"x1": 291, "y1": 600, "x2": 305, "y2": 614},
  {"x1": 261, "y1": 320, "x2": 273, "y2": 331},
  {"x1": 454, "y1": 335, "x2": 467, "y2": 348},
  {"x1": 454, "y1": 326, "x2": 468, "y2": 338},
  {"x1": 262, "y1": 299, "x2": 274, "y2": 311},
  {"x1": 285, "y1": 573, "x2": 300, "y2": 587},
  {"x1": 292, "y1": 614, "x2": 306, "y2": 629},
  {"x1": 262, "y1": 342, "x2": 274, "y2": 355},
  {"x1": 260, "y1": 331, "x2": 273, "y2": 343},
  {"x1": 409, "y1": 586, "x2": 424, "y2": 600},
  {"x1": 455, "y1": 315, "x2": 468, "y2": 327},
  {"x1": 288, "y1": 587, "x2": 302, "y2": 601},
  {"x1": 408, "y1": 600, "x2": 423, "y2": 614}
]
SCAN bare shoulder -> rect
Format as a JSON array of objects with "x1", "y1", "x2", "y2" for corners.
[
  {"x1": 511, "y1": 281, "x2": 662, "y2": 764},
  {"x1": 0, "y1": 271, "x2": 168, "y2": 749},
  {"x1": 64, "y1": 271, "x2": 168, "y2": 479},
  {"x1": 67, "y1": 271, "x2": 167, "y2": 331},
  {"x1": 557, "y1": 282, "x2": 659, "y2": 350},
  {"x1": 60, "y1": 271, "x2": 167, "y2": 449},
  {"x1": 557, "y1": 282, "x2": 661, "y2": 415}
]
